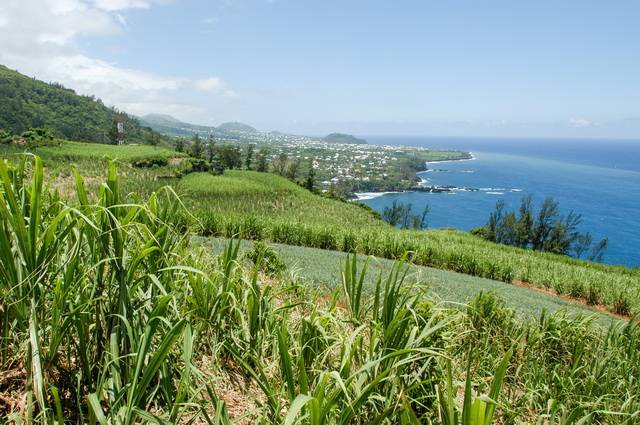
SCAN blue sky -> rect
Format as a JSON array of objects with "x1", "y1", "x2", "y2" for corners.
[{"x1": 1, "y1": 0, "x2": 639, "y2": 137}]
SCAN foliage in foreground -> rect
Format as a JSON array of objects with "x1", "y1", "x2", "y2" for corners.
[{"x1": 1, "y1": 157, "x2": 639, "y2": 423}]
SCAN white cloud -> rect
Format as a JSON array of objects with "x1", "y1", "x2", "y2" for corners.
[
  {"x1": 91, "y1": 0, "x2": 163, "y2": 12},
  {"x1": 194, "y1": 77, "x2": 237, "y2": 97},
  {"x1": 568, "y1": 118, "x2": 594, "y2": 128},
  {"x1": 0, "y1": 0, "x2": 235, "y2": 119}
]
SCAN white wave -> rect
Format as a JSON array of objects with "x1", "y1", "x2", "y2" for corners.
[
  {"x1": 486, "y1": 191, "x2": 504, "y2": 195},
  {"x1": 354, "y1": 192, "x2": 396, "y2": 200},
  {"x1": 510, "y1": 188, "x2": 523, "y2": 192}
]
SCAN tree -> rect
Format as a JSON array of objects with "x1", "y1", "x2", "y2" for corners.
[
  {"x1": 107, "y1": 117, "x2": 118, "y2": 145},
  {"x1": 256, "y1": 147, "x2": 269, "y2": 172},
  {"x1": 219, "y1": 145, "x2": 242, "y2": 169},
  {"x1": 532, "y1": 197, "x2": 560, "y2": 251},
  {"x1": 245, "y1": 144, "x2": 255, "y2": 170},
  {"x1": 0, "y1": 128, "x2": 12, "y2": 144},
  {"x1": 274, "y1": 152, "x2": 289, "y2": 175},
  {"x1": 175, "y1": 138, "x2": 185, "y2": 153},
  {"x1": 589, "y1": 238, "x2": 608, "y2": 262},
  {"x1": 285, "y1": 159, "x2": 300, "y2": 180},
  {"x1": 573, "y1": 233, "x2": 593, "y2": 258},
  {"x1": 382, "y1": 201, "x2": 429, "y2": 229},
  {"x1": 305, "y1": 159, "x2": 316, "y2": 191},
  {"x1": 144, "y1": 130, "x2": 161, "y2": 147},
  {"x1": 417, "y1": 204, "x2": 431, "y2": 229},
  {"x1": 190, "y1": 134, "x2": 203, "y2": 158},
  {"x1": 382, "y1": 200, "x2": 405, "y2": 226},
  {"x1": 206, "y1": 139, "x2": 217, "y2": 162},
  {"x1": 477, "y1": 196, "x2": 607, "y2": 261}
]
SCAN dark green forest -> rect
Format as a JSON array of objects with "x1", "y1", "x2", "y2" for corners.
[{"x1": 0, "y1": 65, "x2": 147, "y2": 144}]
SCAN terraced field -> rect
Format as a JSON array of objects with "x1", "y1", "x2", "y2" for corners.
[{"x1": 179, "y1": 171, "x2": 640, "y2": 317}]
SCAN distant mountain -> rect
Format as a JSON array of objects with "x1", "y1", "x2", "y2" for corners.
[
  {"x1": 140, "y1": 114, "x2": 228, "y2": 138},
  {"x1": 140, "y1": 115, "x2": 257, "y2": 138},
  {"x1": 218, "y1": 122, "x2": 258, "y2": 133},
  {"x1": 322, "y1": 133, "x2": 367, "y2": 145},
  {"x1": 141, "y1": 114, "x2": 183, "y2": 126},
  {"x1": 0, "y1": 64, "x2": 147, "y2": 143}
]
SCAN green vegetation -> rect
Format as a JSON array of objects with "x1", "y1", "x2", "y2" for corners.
[
  {"x1": 179, "y1": 170, "x2": 640, "y2": 317},
  {"x1": 178, "y1": 170, "x2": 382, "y2": 229},
  {"x1": 322, "y1": 132, "x2": 367, "y2": 144},
  {"x1": 218, "y1": 121, "x2": 258, "y2": 133},
  {"x1": 382, "y1": 200, "x2": 431, "y2": 229},
  {"x1": 474, "y1": 195, "x2": 609, "y2": 261},
  {"x1": 201, "y1": 237, "x2": 620, "y2": 325},
  {"x1": 0, "y1": 65, "x2": 147, "y2": 143},
  {"x1": 1, "y1": 157, "x2": 639, "y2": 422}
]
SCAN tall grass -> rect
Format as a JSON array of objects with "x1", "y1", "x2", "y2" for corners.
[
  {"x1": 1, "y1": 155, "x2": 639, "y2": 423},
  {"x1": 171, "y1": 170, "x2": 640, "y2": 316}
]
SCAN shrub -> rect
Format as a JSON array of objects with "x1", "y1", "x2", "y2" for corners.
[{"x1": 245, "y1": 240, "x2": 287, "y2": 276}]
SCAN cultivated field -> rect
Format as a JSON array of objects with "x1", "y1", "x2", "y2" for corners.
[
  {"x1": 179, "y1": 171, "x2": 640, "y2": 317},
  {"x1": 1, "y1": 155, "x2": 639, "y2": 423}
]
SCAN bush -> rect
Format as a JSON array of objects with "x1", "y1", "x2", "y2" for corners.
[
  {"x1": 0, "y1": 128, "x2": 12, "y2": 144},
  {"x1": 245, "y1": 241, "x2": 287, "y2": 276},
  {"x1": 21, "y1": 127, "x2": 60, "y2": 147},
  {"x1": 131, "y1": 156, "x2": 169, "y2": 168}
]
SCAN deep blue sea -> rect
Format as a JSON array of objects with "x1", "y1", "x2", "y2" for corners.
[{"x1": 361, "y1": 136, "x2": 640, "y2": 268}]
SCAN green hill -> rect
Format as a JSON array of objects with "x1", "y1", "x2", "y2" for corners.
[
  {"x1": 1, "y1": 153, "x2": 638, "y2": 422},
  {"x1": 179, "y1": 170, "x2": 640, "y2": 317},
  {"x1": 218, "y1": 121, "x2": 258, "y2": 133},
  {"x1": 0, "y1": 64, "x2": 147, "y2": 143},
  {"x1": 178, "y1": 170, "x2": 382, "y2": 229},
  {"x1": 140, "y1": 115, "x2": 258, "y2": 137},
  {"x1": 140, "y1": 113, "x2": 228, "y2": 138},
  {"x1": 322, "y1": 132, "x2": 367, "y2": 144}
]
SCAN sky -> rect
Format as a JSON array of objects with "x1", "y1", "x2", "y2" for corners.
[{"x1": 0, "y1": 0, "x2": 639, "y2": 137}]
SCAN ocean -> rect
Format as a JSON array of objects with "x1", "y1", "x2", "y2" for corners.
[{"x1": 361, "y1": 136, "x2": 640, "y2": 268}]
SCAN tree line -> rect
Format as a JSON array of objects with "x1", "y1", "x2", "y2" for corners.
[
  {"x1": 473, "y1": 196, "x2": 608, "y2": 261},
  {"x1": 177, "y1": 134, "x2": 318, "y2": 190}
]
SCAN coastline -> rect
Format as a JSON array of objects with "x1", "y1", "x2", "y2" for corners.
[
  {"x1": 425, "y1": 152, "x2": 476, "y2": 165},
  {"x1": 353, "y1": 152, "x2": 476, "y2": 201}
]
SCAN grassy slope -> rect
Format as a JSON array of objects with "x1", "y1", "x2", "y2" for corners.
[
  {"x1": 2, "y1": 141, "x2": 637, "y2": 316},
  {"x1": 180, "y1": 170, "x2": 640, "y2": 316},
  {"x1": 1, "y1": 140, "x2": 187, "y2": 198},
  {"x1": 200, "y1": 237, "x2": 619, "y2": 327},
  {"x1": 178, "y1": 170, "x2": 384, "y2": 228}
]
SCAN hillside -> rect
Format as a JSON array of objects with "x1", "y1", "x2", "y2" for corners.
[
  {"x1": 218, "y1": 121, "x2": 258, "y2": 133},
  {"x1": 178, "y1": 170, "x2": 383, "y2": 229},
  {"x1": 179, "y1": 169, "x2": 640, "y2": 317},
  {"x1": 322, "y1": 132, "x2": 367, "y2": 144},
  {"x1": 1, "y1": 142, "x2": 639, "y2": 422},
  {"x1": 202, "y1": 237, "x2": 619, "y2": 326},
  {"x1": 0, "y1": 65, "x2": 147, "y2": 143},
  {"x1": 140, "y1": 113, "x2": 229, "y2": 138},
  {"x1": 140, "y1": 114, "x2": 257, "y2": 137}
]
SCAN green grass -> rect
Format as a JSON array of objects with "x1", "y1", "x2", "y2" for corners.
[
  {"x1": 199, "y1": 237, "x2": 620, "y2": 326},
  {"x1": 3, "y1": 140, "x2": 183, "y2": 163},
  {"x1": 2, "y1": 155, "x2": 639, "y2": 423},
  {"x1": 3, "y1": 142, "x2": 637, "y2": 316},
  {"x1": 180, "y1": 171, "x2": 640, "y2": 316},
  {"x1": 178, "y1": 170, "x2": 383, "y2": 229}
]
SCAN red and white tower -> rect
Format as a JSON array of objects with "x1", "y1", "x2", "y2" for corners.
[{"x1": 116, "y1": 115, "x2": 125, "y2": 145}]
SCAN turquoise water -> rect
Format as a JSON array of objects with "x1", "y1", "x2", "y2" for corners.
[{"x1": 361, "y1": 137, "x2": 640, "y2": 267}]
